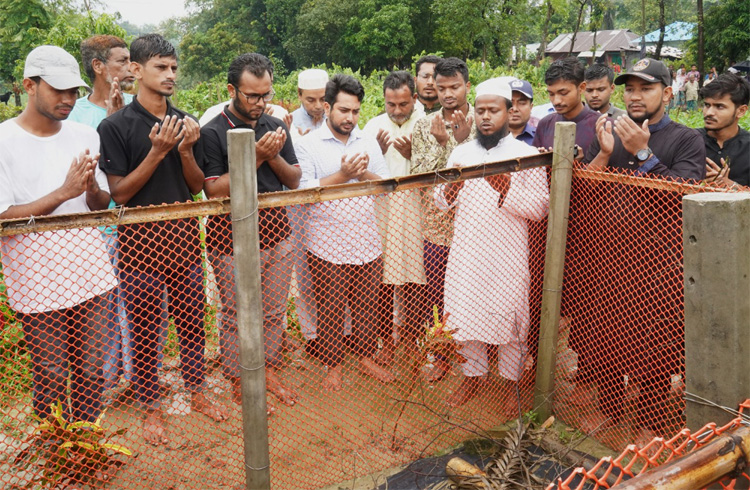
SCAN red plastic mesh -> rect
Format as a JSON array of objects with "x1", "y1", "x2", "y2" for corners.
[
  {"x1": 547, "y1": 400, "x2": 750, "y2": 490},
  {"x1": 0, "y1": 165, "x2": 743, "y2": 489}
]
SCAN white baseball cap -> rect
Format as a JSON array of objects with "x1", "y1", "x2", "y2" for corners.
[
  {"x1": 475, "y1": 77, "x2": 512, "y2": 101},
  {"x1": 23, "y1": 45, "x2": 89, "y2": 90},
  {"x1": 298, "y1": 69, "x2": 329, "y2": 90}
]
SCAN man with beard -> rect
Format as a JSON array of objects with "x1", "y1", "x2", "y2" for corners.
[
  {"x1": 296, "y1": 74, "x2": 393, "y2": 391},
  {"x1": 533, "y1": 57, "x2": 600, "y2": 155},
  {"x1": 585, "y1": 58, "x2": 705, "y2": 179},
  {"x1": 98, "y1": 34, "x2": 228, "y2": 446},
  {"x1": 291, "y1": 68, "x2": 329, "y2": 136},
  {"x1": 435, "y1": 77, "x2": 549, "y2": 408},
  {"x1": 581, "y1": 58, "x2": 704, "y2": 442},
  {"x1": 364, "y1": 71, "x2": 425, "y2": 366},
  {"x1": 69, "y1": 35, "x2": 135, "y2": 126},
  {"x1": 584, "y1": 64, "x2": 626, "y2": 119},
  {"x1": 411, "y1": 57, "x2": 476, "y2": 381},
  {"x1": 701, "y1": 73, "x2": 750, "y2": 187},
  {"x1": 414, "y1": 55, "x2": 442, "y2": 114},
  {"x1": 201, "y1": 53, "x2": 301, "y2": 409},
  {"x1": 508, "y1": 78, "x2": 536, "y2": 145}
]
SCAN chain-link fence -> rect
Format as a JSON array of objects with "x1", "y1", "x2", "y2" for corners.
[{"x1": 0, "y1": 126, "x2": 744, "y2": 489}]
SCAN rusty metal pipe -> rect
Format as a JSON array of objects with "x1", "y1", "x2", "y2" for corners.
[{"x1": 612, "y1": 425, "x2": 750, "y2": 490}]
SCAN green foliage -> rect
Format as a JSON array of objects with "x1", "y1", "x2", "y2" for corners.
[
  {"x1": 0, "y1": 103, "x2": 22, "y2": 122},
  {"x1": 14, "y1": 402, "x2": 131, "y2": 489},
  {"x1": 179, "y1": 22, "x2": 255, "y2": 86},
  {"x1": 0, "y1": 0, "x2": 52, "y2": 84},
  {"x1": 693, "y1": 0, "x2": 750, "y2": 72},
  {"x1": 0, "y1": 319, "x2": 31, "y2": 409}
]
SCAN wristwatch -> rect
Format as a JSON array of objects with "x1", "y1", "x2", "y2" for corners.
[{"x1": 635, "y1": 148, "x2": 653, "y2": 163}]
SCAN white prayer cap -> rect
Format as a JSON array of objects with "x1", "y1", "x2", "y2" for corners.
[
  {"x1": 474, "y1": 77, "x2": 512, "y2": 102},
  {"x1": 298, "y1": 69, "x2": 329, "y2": 90}
]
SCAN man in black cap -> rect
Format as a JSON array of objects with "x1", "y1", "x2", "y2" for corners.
[
  {"x1": 578, "y1": 58, "x2": 705, "y2": 444},
  {"x1": 585, "y1": 58, "x2": 705, "y2": 180}
]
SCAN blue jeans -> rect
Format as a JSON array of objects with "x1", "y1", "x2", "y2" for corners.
[
  {"x1": 101, "y1": 233, "x2": 133, "y2": 388},
  {"x1": 18, "y1": 294, "x2": 111, "y2": 422},
  {"x1": 120, "y1": 263, "x2": 206, "y2": 409}
]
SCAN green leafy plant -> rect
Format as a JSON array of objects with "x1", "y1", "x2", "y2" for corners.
[{"x1": 14, "y1": 402, "x2": 131, "y2": 489}]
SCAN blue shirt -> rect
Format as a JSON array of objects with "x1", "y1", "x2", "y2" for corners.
[
  {"x1": 291, "y1": 107, "x2": 325, "y2": 133},
  {"x1": 68, "y1": 93, "x2": 134, "y2": 129},
  {"x1": 515, "y1": 122, "x2": 537, "y2": 146}
]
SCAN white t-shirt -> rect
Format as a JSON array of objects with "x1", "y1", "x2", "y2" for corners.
[{"x1": 0, "y1": 119, "x2": 117, "y2": 314}]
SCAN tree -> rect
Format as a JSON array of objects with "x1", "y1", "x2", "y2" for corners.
[
  {"x1": 344, "y1": 1, "x2": 416, "y2": 70},
  {"x1": 697, "y1": 0, "x2": 750, "y2": 71},
  {"x1": 0, "y1": 0, "x2": 52, "y2": 104},
  {"x1": 653, "y1": 0, "x2": 665, "y2": 60}
]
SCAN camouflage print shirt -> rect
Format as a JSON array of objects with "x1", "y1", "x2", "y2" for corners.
[{"x1": 410, "y1": 106, "x2": 476, "y2": 247}]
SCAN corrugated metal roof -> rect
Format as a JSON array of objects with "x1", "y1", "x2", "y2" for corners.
[
  {"x1": 640, "y1": 22, "x2": 696, "y2": 43},
  {"x1": 545, "y1": 29, "x2": 641, "y2": 55}
]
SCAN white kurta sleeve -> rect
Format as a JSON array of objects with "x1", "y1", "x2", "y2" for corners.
[{"x1": 501, "y1": 166, "x2": 549, "y2": 221}]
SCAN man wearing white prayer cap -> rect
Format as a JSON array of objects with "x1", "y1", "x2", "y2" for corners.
[
  {"x1": 290, "y1": 68, "x2": 329, "y2": 137},
  {"x1": 434, "y1": 77, "x2": 550, "y2": 409}
]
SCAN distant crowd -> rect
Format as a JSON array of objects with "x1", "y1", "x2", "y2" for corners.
[{"x1": 0, "y1": 32, "x2": 748, "y2": 471}]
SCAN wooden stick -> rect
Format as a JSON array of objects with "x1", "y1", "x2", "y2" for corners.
[
  {"x1": 533, "y1": 122, "x2": 576, "y2": 422},
  {"x1": 228, "y1": 129, "x2": 271, "y2": 490}
]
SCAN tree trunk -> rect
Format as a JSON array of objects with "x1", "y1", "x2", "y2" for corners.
[
  {"x1": 591, "y1": 29, "x2": 597, "y2": 66},
  {"x1": 568, "y1": 0, "x2": 588, "y2": 57},
  {"x1": 654, "y1": 0, "x2": 665, "y2": 60},
  {"x1": 12, "y1": 82, "x2": 21, "y2": 106},
  {"x1": 538, "y1": 0, "x2": 554, "y2": 63},
  {"x1": 639, "y1": 0, "x2": 646, "y2": 58},
  {"x1": 697, "y1": 0, "x2": 705, "y2": 87}
]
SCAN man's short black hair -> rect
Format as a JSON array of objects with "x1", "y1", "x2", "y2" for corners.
[
  {"x1": 585, "y1": 63, "x2": 614, "y2": 84},
  {"x1": 434, "y1": 57, "x2": 469, "y2": 83},
  {"x1": 130, "y1": 33, "x2": 176, "y2": 65},
  {"x1": 415, "y1": 55, "x2": 442, "y2": 76},
  {"x1": 227, "y1": 53, "x2": 274, "y2": 87},
  {"x1": 699, "y1": 73, "x2": 750, "y2": 108},
  {"x1": 324, "y1": 74, "x2": 365, "y2": 107},
  {"x1": 80, "y1": 35, "x2": 128, "y2": 82},
  {"x1": 545, "y1": 57, "x2": 585, "y2": 86},
  {"x1": 384, "y1": 71, "x2": 415, "y2": 95}
]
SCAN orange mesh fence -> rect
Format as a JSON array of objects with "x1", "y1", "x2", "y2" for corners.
[
  {"x1": 547, "y1": 399, "x2": 750, "y2": 490},
  {"x1": 0, "y1": 158, "x2": 741, "y2": 489}
]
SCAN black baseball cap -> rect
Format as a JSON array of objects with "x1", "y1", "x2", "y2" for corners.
[{"x1": 614, "y1": 58, "x2": 671, "y2": 87}]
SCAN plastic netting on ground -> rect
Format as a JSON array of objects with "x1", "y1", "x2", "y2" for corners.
[
  {"x1": 547, "y1": 399, "x2": 750, "y2": 490},
  {"x1": 0, "y1": 160, "x2": 739, "y2": 490}
]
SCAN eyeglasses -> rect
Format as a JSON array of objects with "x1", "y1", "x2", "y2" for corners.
[
  {"x1": 417, "y1": 73, "x2": 434, "y2": 81},
  {"x1": 234, "y1": 86, "x2": 275, "y2": 104}
]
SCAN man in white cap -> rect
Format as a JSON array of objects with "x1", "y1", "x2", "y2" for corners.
[
  {"x1": 290, "y1": 68, "x2": 329, "y2": 137},
  {"x1": 0, "y1": 46, "x2": 117, "y2": 428},
  {"x1": 435, "y1": 77, "x2": 549, "y2": 409}
]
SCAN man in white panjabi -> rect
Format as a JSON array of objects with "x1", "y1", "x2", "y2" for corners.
[
  {"x1": 363, "y1": 70, "x2": 425, "y2": 365},
  {"x1": 435, "y1": 77, "x2": 550, "y2": 408}
]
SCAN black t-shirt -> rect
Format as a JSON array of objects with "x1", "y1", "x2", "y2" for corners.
[
  {"x1": 584, "y1": 116, "x2": 706, "y2": 181},
  {"x1": 532, "y1": 105, "x2": 601, "y2": 155},
  {"x1": 699, "y1": 127, "x2": 750, "y2": 186},
  {"x1": 98, "y1": 97, "x2": 203, "y2": 272},
  {"x1": 200, "y1": 106, "x2": 298, "y2": 253}
]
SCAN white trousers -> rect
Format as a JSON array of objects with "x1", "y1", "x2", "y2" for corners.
[{"x1": 459, "y1": 340, "x2": 527, "y2": 381}]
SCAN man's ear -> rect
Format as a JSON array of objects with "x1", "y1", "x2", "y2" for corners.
[
  {"x1": 92, "y1": 58, "x2": 106, "y2": 77},
  {"x1": 22, "y1": 78, "x2": 37, "y2": 95},
  {"x1": 129, "y1": 61, "x2": 142, "y2": 80},
  {"x1": 227, "y1": 83, "x2": 236, "y2": 99},
  {"x1": 737, "y1": 104, "x2": 748, "y2": 119},
  {"x1": 324, "y1": 101, "x2": 331, "y2": 117}
]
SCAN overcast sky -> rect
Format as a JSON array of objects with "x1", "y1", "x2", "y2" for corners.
[{"x1": 99, "y1": 0, "x2": 188, "y2": 26}]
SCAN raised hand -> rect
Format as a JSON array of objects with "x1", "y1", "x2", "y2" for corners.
[
  {"x1": 148, "y1": 115, "x2": 183, "y2": 156},
  {"x1": 61, "y1": 150, "x2": 97, "y2": 200},
  {"x1": 255, "y1": 127, "x2": 284, "y2": 162},
  {"x1": 613, "y1": 115, "x2": 650, "y2": 156},
  {"x1": 178, "y1": 116, "x2": 200, "y2": 153},
  {"x1": 375, "y1": 128, "x2": 392, "y2": 155},
  {"x1": 450, "y1": 111, "x2": 473, "y2": 144},
  {"x1": 430, "y1": 113, "x2": 449, "y2": 147},
  {"x1": 105, "y1": 78, "x2": 125, "y2": 117},
  {"x1": 595, "y1": 114, "x2": 615, "y2": 156},
  {"x1": 392, "y1": 134, "x2": 412, "y2": 160}
]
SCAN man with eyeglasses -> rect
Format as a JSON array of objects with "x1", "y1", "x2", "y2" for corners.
[
  {"x1": 414, "y1": 55, "x2": 442, "y2": 114},
  {"x1": 200, "y1": 53, "x2": 301, "y2": 410}
]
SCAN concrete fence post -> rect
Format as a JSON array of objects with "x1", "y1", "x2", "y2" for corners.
[
  {"x1": 228, "y1": 128, "x2": 271, "y2": 490},
  {"x1": 533, "y1": 121, "x2": 576, "y2": 421},
  {"x1": 683, "y1": 193, "x2": 750, "y2": 430}
]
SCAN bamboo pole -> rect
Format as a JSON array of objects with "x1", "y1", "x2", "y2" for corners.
[
  {"x1": 533, "y1": 122, "x2": 576, "y2": 422},
  {"x1": 611, "y1": 425, "x2": 750, "y2": 490},
  {"x1": 228, "y1": 129, "x2": 271, "y2": 490},
  {"x1": 0, "y1": 153, "x2": 552, "y2": 237}
]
